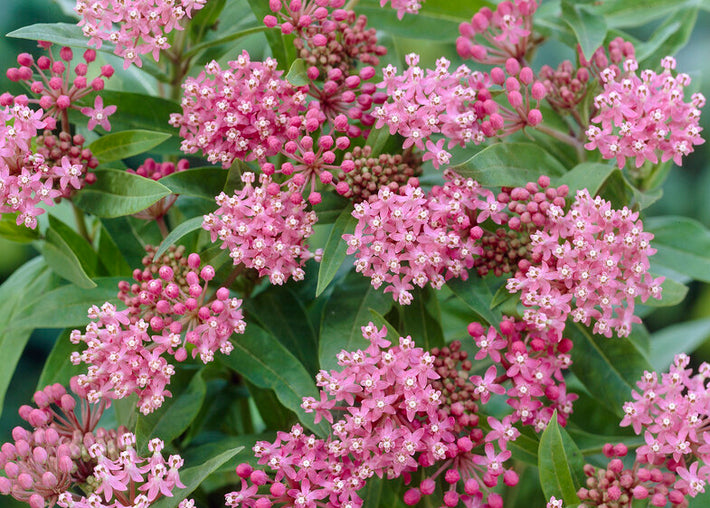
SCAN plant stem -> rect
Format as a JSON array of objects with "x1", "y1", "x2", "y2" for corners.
[
  {"x1": 156, "y1": 215, "x2": 169, "y2": 239},
  {"x1": 534, "y1": 124, "x2": 586, "y2": 161},
  {"x1": 344, "y1": 0, "x2": 360, "y2": 9}
]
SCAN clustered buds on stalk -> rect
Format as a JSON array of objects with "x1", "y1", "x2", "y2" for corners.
[{"x1": 0, "y1": 382, "x2": 193, "y2": 508}]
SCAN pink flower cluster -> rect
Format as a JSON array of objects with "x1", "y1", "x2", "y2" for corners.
[
  {"x1": 170, "y1": 52, "x2": 309, "y2": 168},
  {"x1": 374, "y1": 55, "x2": 545, "y2": 167},
  {"x1": 203, "y1": 172, "x2": 318, "y2": 286},
  {"x1": 343, "y1": 171, "x2": 507, "y2": 305},
  {"x1": 374, "y1": 54, "x2": 489, "y2": 168},
  {"x1": 467, "y1": 318, "x2": 577, "y2": 432},
  {"x1": 0, "y1": 104, "x2": 90, "y2": 229},
  {"x1": 456, "y1": 0, "x2": 539, "y2": 64},
  {"x1": 226, "y1": 323, "x2": 517, "y2": 508},
  {"x1": 71, "y1": 252, "x2": 246, "y2": 415},
  {"x1": 56, "y1": 435, "x2": 192, "y2": 508},
  {"x1": 3, "y1": 44, "x2": 116, "y2": 129},
  {"x1": 618, "y1": 354, "x2": 710, "y2": 501},
  {"x1": 264, "y1": 0, "x2": 347, "y2": 44},
  {"x1": 585, "y1": 56, "x2": 705, "y2": 169},
  {"x1": 379, "y1": 0, "x2": 425, "y2": 19},
  {"x1": 76, "y1": 0, "x2": 206, "y2": 68},
  {"x1": 226, "y1": 323, "x2": 449, "y2": 507},
  {"x1": 507, "y1": 189, "x2": 664, "y2": 339}
]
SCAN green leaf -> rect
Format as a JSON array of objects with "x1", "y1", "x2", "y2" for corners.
[
  {"x1": 189, "y1": 0, "x2": 226, "y2": 42},
  {"x1": 367, "y1": 309, "x2": 403, "y2": 344},
  {"x1": 246, "y1": 381, "x2": 298, "y2": 430},
  {"x1": 568, "y1": 323, "x2": 652, "y2": 416},
  {"x1": 100, "y1": 217, "x2": 148, "y2": 269},
  {"x1": 159, "y1": 167, "x2": 228, "y2": 200},
  {"x1": 590, "y1": 0, "x2": 699, "y2": 28},
  {"x1": 150, "y1": 447, "x2": 242, "y2": 508},
  {"x1": 0, "y1": 258, "x2": 51, "y2": 416},
  {"x1": 319, "y1": 270, "x2": 393, "y2": 372},
  {"x1": 7, "y1": 22, "x2": 90, "y2": 48},
  {"x1": 42, "y1": 227, "x2": 97, "y2": 289},
  {"x1": 98, "y1": 91, "x2": 180, "y2": 134},
  {"x1": 566, "y1": 425, "x2": 644, "y2": 455},
  {"x1": 136, "y1": 370, "x2": 207, "y2": 455},
  {"x1": 316, "y1": 204, "x2": 356, "y2": 297},
  {"x1": 446, "y1": 276, "x2": 502, "y2": 327},
  {"x1": 88, "y1": 130, "x2": 172, "y2": 164},
  {"x1": 365, "y1": 126, "x2": 402, "y2": 158},
  {"x1": 10, "y1": 277, "x2": 124, "y2": 330},
  {"x1": 48, "y1": 215, "x2": 99, "y2": 276},
  {"x1": 36, "y1": 329, "x2": 82, "y2": 391},
  {"x1": 357, "y1": 0, "x2": 490, "y2": 40},
  {"x1": 561, "y1": 0, "x2": 607, "y2": 60},
  {"x1": 0, "y1": 213, "x2": 40, "y2": 243},
  {"x1": 98, "y1": 226, "x2": 132, "y2": 276},
  {"x1": 285, "y1": 58, "x2": 309, "y2": 87},
  {"x1": 650, "y1": 318, "x2": 710, "y2": 371},
  {"x1": 153, "y1": 216, "x2": 205, "y2": 261},
  {"x1": 399, "y1": 287, "x2": 445, "y2": 350},
  {"x1": 637, "y1": 7, "x2": 699, "y2": 68},
  {"x1": 452, "y1": 143, "x2": 566, "y2": 187},
  {"x1": 645, "y1": 216, "x2": 710, "y2": 283},
  {"x1": 555, "y1": 162, "x2": 618, "y2": 196},
  {"x1": 74, "y1": 169, "x2": 172, "y2": 218},
  {"x1": 538, "y1": 414, "x2": 586, "y2": 506},
  {"x1": 246, "y1": 288, "x2": 319, "y2": 375},
  {"x1": 219, "y1": 324, "x2": 328, "y2": 436}
]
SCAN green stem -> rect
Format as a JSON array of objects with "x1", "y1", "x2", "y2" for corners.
[
  {"x1": 344, "y1": 0, "x2": 360, "y2": 9},
  {"x1": 72, "y1": 202, "x2": 91, "y2": 243},
  {"x1": 534, "y1": 124, "x2": 586, "y2": 161},
  {"x1": 156, "y1": 215, "x2": 169, "y2": 239}
]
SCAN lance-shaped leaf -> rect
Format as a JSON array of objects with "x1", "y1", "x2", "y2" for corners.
[
  {"x1": 645, "y1": 216, "x2": 710, "y2": 283},
  {"x1": 538, "y1": 413, "x2": 585, "y2": 506},
  {"x1": 88, "y1": 130, "x2": 172, "y2": 164},
  {"x1": 219, "y1": 324, "x2": 328, "y2": 436},
  {"x1": 316, "y1": 204, "x2": 356, "y2": 297},
  {"x1": 74, "y1": 169, "x2": 172, "y2": 218}
]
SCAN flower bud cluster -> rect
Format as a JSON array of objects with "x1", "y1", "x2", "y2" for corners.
[
  {"x1": 0, "y1": 383, "x2": 191, "y2": 508},
  {"x1": 456, "y1": 0, "x2": 539, "y2": 65},
  {"x1": 170, "y1": 52, "x2": 310, "y2": 168},
  {"x1": 467, "y1": 318, "x2": 576, "y2": 431},
  {"x1": 343, "y1": 171, "x2": 508, "y2": 305},
  {"x1": 336, "y1": 146, "x2": 423, "y2": 203},
  {"x1": 507, "y1": 189, "x2": 664, "y2": 339},
  {"x1": 76, "y1": 0, "x2": 207, "y2": 68},
  {"x1": 226, "y1": 323, "x2": 450, "y2": 507},
  {"x1": 71, "y1": 252, "x2": 246, "y2": 414},
  {"x1": 3, "y1": 44, "x2": 115, "y2": 128},
  {"x1": 261, "y1": 130, "x2": 353, "y2": 204},
  {"x1": 474, "y1": 176, "x2": 569, "y2": 278},
  {"x1": 586, "y1": 56, "x2": 705, "y2": 169},
  {"x1": 578, "y1": 443, "x2": 683, "y2": 508},
  {"x1": 203, "y1": 172, "x2": 318, "y2": 286},
  {"x1": 539, "y1": 61, "x2": 591, "y2": 112},
  {"x1": 374, "y1": 54, "x2": 490, "y2": 168}
]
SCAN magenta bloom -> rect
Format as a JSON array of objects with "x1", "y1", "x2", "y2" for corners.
[{"x1": 81, "y1": 95, "x2": 117, "y2": 131}]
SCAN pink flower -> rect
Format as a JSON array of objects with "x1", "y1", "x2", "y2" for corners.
[{"x1": 81, "y1": 95, "x2": 117, "y2": 131}]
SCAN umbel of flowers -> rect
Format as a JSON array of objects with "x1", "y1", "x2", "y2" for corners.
[{"x1": 71, "y1": 250, "x2": 246, "y2": 415}]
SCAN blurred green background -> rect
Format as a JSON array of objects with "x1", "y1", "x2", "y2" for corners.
[{"x1": 0, "y1": 4, "x2": 707, "y2": 505}]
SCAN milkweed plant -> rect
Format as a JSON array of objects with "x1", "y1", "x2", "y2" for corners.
[{"x1": 0, "y1": 0, "x2": 708, "y2": 507}]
